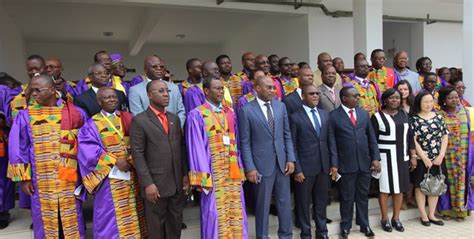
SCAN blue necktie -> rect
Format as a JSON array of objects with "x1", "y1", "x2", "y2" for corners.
[{"x1": 311, "y1": 109, "x2": 321, "y2": 137}]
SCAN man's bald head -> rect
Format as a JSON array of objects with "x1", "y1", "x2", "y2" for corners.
[
  {"x1": 201, "y1": 61, "x2": 220, "y2": 79},
  {"x1": 31, "y1": 74, "x2": 55, "y2": 88},
  {"x1": 298, "y1": 68, "x2": 314, "y2": 87},
  {"x1": 144, "y1": 55, "x2": 165, "y2": 80},
  {"x1": 45, "y1": 57, "x2": 63, "y2": 78},
  {"x1": 317, "y1": 52, "x2": 332, "y2": 71}
]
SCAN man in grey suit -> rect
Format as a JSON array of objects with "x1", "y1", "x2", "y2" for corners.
[
  {"x1": 317, "y1": 65, "x2": 341, "y2": 112},
  {"x1": 329, "y1": 87, "x2": 381, "y2": 239},
  {"x1": 239, "y1": 75, "x2": 296, "y2": 239},
  {"x1": 131, "y1": 80, "x2": 189, "y2": 239},
  {"x1": 290, "y1": 84, "x2": 338, "y2": 239},
  {"x1": 129, "y1": 55, "x2": 185, "y2": 127}
]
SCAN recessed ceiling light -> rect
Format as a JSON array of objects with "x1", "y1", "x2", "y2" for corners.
[
  {"x1": 176, "y1": 34, "x2": 185, "y2": 39},
  {"x1": 103, "y1": 32, "x2": 114, "y2": 37}
]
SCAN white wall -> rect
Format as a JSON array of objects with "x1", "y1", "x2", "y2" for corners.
[
  {"x1": 307, "y1": 8, "x2": 354, "y2": 69},
  {"x1": 0, "y1": 3, "x2": 27, "y2": 81},
  {"x1": 383, "y1": 22, "x2": 412, "y2": 68},
  {"x1": 26, "y1": 41, "x2": 223, "y2": 82},
  {"x1": 222, "y1": 14, "x2": 310, "y2": 71},
  {"x1": 423, "y1": 22, "x2": 463, "y2": 69}
]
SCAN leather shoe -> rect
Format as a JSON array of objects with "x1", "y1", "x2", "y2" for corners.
[
  {"x1": 381, "y1": 220, "x2": 392, "y2": 232},
  {"x1": 391, "y1": 219, "x2": 404, "y2": 232},
  {"x1": 429, "y1": 218, "x2": 444, "y2": 226},
  {"x1": 360, "y1": 226, "x2": 375, "y2": 237},
  {"x1": 181, "y1": 223, "x2": 187, "y2": 229},
  {"x1": 420, "y1": 219, "x2": 431, "y2": 226},
  {"x1": 0, "y1": 220, "x2": 9, "y2": 230},
  {"x1": 340, "y1": 229, "x2": 350, "y2": 239},
  {"x1": 317, "y1": 234, "x2": 329, "y2": 239},
  {"x1": 326, "y1": 218, "x2": 333, "y2": 224}
]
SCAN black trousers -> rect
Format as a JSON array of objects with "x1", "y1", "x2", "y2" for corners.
[{"x1": 338, "y1": 172, "x2": 371, "y2": 231}]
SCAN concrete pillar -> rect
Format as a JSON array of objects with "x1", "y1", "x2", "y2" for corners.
[
  {"x1": 353, "y1": 0, "x2": 383, "y2": 63},
  {"x1": 463, "y1": 0, "x2": 474, "y2": 103},
  {"x1": 0, "y1": 1, "x2": 27, "y2": 81}
]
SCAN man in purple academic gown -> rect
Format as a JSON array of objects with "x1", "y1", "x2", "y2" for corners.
[
  {"x1": 0, "y1": 112, "x2": 14, "y2": 229},
  {"x1": 7, "y1": 74, "x2": 87, "y2": 238},
  {"x1": 78, "y1": 87, "x2": 146, "y2": 238},
  {"x1": 45, "y1": 58, "x2": 78, "y2": 99},
  {"x1": 186, "y1": 77, "x2": 248, "y2": 238},
  {"x1": 75, "y1": 51, "x2": 129, "y2": 95}
]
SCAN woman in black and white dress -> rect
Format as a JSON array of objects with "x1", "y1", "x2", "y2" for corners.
[{"x1": 371, "y1": 88, "x2": 416, "y2": 233}]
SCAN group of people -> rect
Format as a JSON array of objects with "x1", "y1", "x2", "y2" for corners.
[{"x1": 0, "y1": 48, "x2": 472, "y2": 239}]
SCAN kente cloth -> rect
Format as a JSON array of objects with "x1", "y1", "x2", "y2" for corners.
[
  {"x1": 7, "y1": 100, "x2": 87, "y2": 239},
  {"x1": 272, "y1": 76, "x2": 285, "y2": 101},
  {"x1": 343, "y1": 76, "x2": 380, "y2": 117},
  {"x1": 280, "y1": 75, "x2": 299, "y2": 96},
  {"x1": 241, "y1": 80, "x2": 254, "y2": 96},
  {"x1": 183, "y1": 84, "x2": 232, "y2": 113},
  {"x1": 237, "y1": 91, "x2": 256, "y2": 115},
  {"x1": 75, "y1": 76, "x2": 129, "y2": 96},
  {"x1": 0, "y1": 128, "x2": 14, "y2": 213},
  {"x1": 417, "y1": 75, "x2": 448, "y2": 93},
  {"x1": 8, "y1": 84, "x2": 33, "y2": 125},
  {"x1": 236, "y1": 70, "x2": 251, "y2": 82},
  {"x1": 221, "y1": 75, "x2": 244, "y2": 108},
  {"x1": 178, "y1": 78, "x2": 199, "y2": 99},
  {"x1": 186, "y1": 103, "x2": 248, "y2": 239},
  {"x1": 78, "y1": 111, "x2": 146, "y2": 238},
  {"x1": 438, "y1": 106, "x2": 474, "y2": 217},
  {"x1": 367, "y1": 66, "x2": 399, "y2": 93},
  {"x1": 462, "y1": 98, "x2": 472, "y2": 107}
]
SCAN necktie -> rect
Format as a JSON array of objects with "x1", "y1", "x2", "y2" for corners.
[
  {"x1": 349, "y1": 109, "x2": 357, "y2": 126},
  {"x1": 157, "y1": 112, "x2": 169, "y2": 135},
  {"x1": 264, "y1": 102, "x2": 274, "y2": 133},
  {"x1": 311, "y1": 109, "x2": 321, "y2": 137},
  {"x1": 329, "y1": 89, "x2": 336, "y2": 102}
]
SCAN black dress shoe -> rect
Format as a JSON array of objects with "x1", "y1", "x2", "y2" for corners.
[
  {"x1": 0, "y1": 220, "x2": 9, "y2": 230},
  {"x1": 326, "y1": 218, "x2": 333, "y2": 224},
  {"x1": 420, "y1": 219, "x2": 431, "y2": 226},
  {"x1": 340, "y1": 229, "x2": 350, "y2": 239},
  {"x1": 181, "y1": 223, "x2": 187, "y2": 229},
  {"x1": 391, "y1": 219, "x2": 405, "y2": 232},
  {"x1": 429, "y1": 218, "x2": 444, "y2": 226},
  {"x1": 30, "y1": 223, "x2": 34, "y2": 230},
  {"x1": 381, "y1": 220, "x2": 392, "y2": 232},
  {"x1": 360, "y1": 226, "x2": 375, "y2": 237},
  {"x1": 317, "y1": 234, "x2": 329, "y2": 239}
]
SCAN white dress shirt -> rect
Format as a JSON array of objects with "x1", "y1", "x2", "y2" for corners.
[
  {"x1": 296, "y1": 88, "x2": 302, "y2": 99},
  {"x1": 91, "y1": 86, "x2": 99, "y2": 94},
  {"x1": 341, "y1": 104, "x2": 357, "y2": 121},
  {"x1": 256, "y1": 96, "x2": 273, "y2": 121},
  {"x1": 302, "y1": 104, "x2": 321, "y2": 129}
]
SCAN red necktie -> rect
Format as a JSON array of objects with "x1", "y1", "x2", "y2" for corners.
[
  {"x1": 349, "y1": 109, "x2": 357, "y2": 126},
  {"x1": 157, "y1": 112, "x2": 169, "y2": 135}
]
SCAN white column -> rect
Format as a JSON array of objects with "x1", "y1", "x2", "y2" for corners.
[
  {"x1": 353, "y1": 0, "x2": 383, "y2": 63},
  {"x1": 0, "y1": 1, "x2": 27, "y2": 81},
  {"x1": 463, "y1": 0, "x2": 474, "y2": 103}
]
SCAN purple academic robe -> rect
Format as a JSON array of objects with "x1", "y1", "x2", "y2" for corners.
[
  {"x1": 64, "y1": 81, "x2": 78, "y2": 97},
  {"x1": 184, "y1": 85, "x2": 205, "y2": 113},
  {"x1": 0, "y1": 153, "x2": 14, "y2": 213},
  {"x1": 2, "y1": 85, "x2": 23, "y2": 126},
  {"x1": 185, "y1": 106, "x2": 248, "y2": 239},
  {"x1": 129, "y1": 75, "x2": 145, "y2": 88},
  {"x1": 8, "y1": 101, "x2": 87, "y2": 238},
  {"x1": 77, "y1": 117, "x2": 141, "y2": 238},
  {"x1": 241, "y1": 80, "x2": 254, "y2": 96},
  {"x1": 236, "y1": 91, "x2": 256, "y2": 115}
]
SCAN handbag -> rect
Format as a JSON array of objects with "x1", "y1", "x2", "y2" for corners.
[{"x1": 420, "y1": 167, "x2": 447, "y2": 196}]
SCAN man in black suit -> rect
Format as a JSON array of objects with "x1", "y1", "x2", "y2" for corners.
[
  {"x1": 284, "y1": 67, "x2": 314, "y2": 115},
  {"x1": 74, "y1": 63, "x2": 128, "y2": 117},
  {"x1": 329, "y1": 87, "x2": 381, "y2": 238},
  {"x1": 290, "y1": 84, "x2": 338, "y2": 239}
]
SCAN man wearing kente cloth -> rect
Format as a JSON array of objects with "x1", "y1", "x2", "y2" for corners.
[
  {"x1": 367, "y1": 49, "x2": 400, "y2": 93},
  {"x1": 77, "y1": 87, "x2": 146, "y2": 238},
  {"x1": 278, "y1": 57, "x2": 299, "y2": 96},
  {"x1": 216, "y1": 54, "x2": 244, "y2": 109},
  {"x1": 186, "y1": 77, "x2": 248, "y2": 238},
  {"x1": 184, "y1": 61, "x2": 233, "y2": 113},
  {"x1": 343, "y1": 59, "x2": 380, "y2": 117},
  {"x1": 75, "y1": 51, "x2": 129, "y2": 95},
  {"x1": 45, "y1": 58, "x2": 77, "y2": 101},
  {"x1": 179, "y1": 58, "x2": 202, "y2": 99},
  {"x1": 7, "y1": 74, "x2": 87, "y2": 238}
]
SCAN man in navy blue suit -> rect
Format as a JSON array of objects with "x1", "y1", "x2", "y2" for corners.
[
  {"x1": 329, "y1": 87, "x2": 381, "y2": 239},
  {"x1": 290, "y1": 84, "x2": 338, "y2": 239},
  {"x1": 239, "y1": 75, "x2": 296, "y2": 239}
]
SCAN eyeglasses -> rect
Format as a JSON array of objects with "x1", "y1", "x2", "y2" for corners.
[
  {"x1": 151, "y1": 89, "x2": 171, "y2": 94},
  {"x1": 306, "y1": 92, "x2": 320, "y2": 96},
  {"x1": 30, "y1": 87, "x2": 52, "y2": 93}
]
